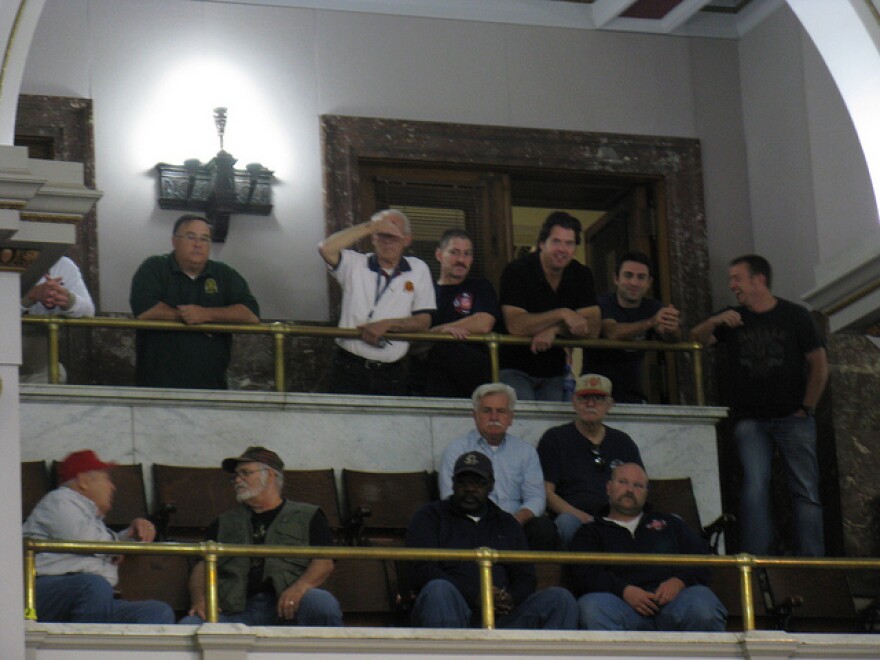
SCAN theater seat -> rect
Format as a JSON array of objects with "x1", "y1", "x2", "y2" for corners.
[
  {"x1": 152, "y1": 464, "x2": 237, "y2": 541},
  {"x1": 283, "y1": 468, "x2": 343, "y2": 541},
  {"x1": 22, "y1": 461, "x2": 51, "y2": 521},
  {"x1": 342, "y1": 469, "x2": 435, "y2": 546},
  {"x1": 761, "y1": 567, "x2": 862, "y2": 632},
  {"x1": 646, "y1": 477, "x2": 735, "y2": 553}
]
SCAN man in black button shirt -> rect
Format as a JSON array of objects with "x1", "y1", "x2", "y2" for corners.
[{"x1": 179, "y1": 446, "x2": 342, "y2": 625}]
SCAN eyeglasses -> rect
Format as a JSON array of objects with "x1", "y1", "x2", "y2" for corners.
[
  {"x1": 230, "y1": 467, "x2": 266, "y2": 481},
  {"x1": 589, "y1": 446, "x2": 606, "y2": 473},
  {"x1": 576, "y1": 394, "x2": 608, "y2": 403},
  {"x1": 174, "y1": 232, "x2": 212, "y2": 245}
]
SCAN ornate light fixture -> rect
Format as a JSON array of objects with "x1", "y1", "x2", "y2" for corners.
[{"x1": 155, "y1": 108, "x2": 274, "y2": 242}]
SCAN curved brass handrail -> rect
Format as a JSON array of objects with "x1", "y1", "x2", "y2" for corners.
[
  {"x1": 22, "y1": 316, "x2": 706, "y2": 404},
  {"x1": 23, "y1": 538, "x2": 880, "y2": 631}
]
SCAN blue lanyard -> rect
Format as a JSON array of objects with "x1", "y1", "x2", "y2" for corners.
[{"x1": 368, "y1": 269, "x2": 396, "y2": 320}]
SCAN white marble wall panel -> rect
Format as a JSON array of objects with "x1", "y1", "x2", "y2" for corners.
[{"x1": 21, "y1": 386, "x2": 726, "y2": 525}]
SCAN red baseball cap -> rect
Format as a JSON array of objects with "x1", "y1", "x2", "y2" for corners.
[{"x1": 57, "y1": 450, "x2": 116, "y2": 483}]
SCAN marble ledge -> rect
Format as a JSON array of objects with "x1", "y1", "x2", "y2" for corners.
[
  {"x1": 23, "y1": 623, "x2": 880, "y2": 658},
  {"x1": 20, "y1": 384, "x2": 728, "y2": 424}
]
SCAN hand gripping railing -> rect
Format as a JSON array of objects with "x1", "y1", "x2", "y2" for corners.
[
  {"x1": 21, "y1": 316, "x2": 706, "y2": 404},
  {"x1": 23, "y1": 538, "x2": 880, "y2": 630}
]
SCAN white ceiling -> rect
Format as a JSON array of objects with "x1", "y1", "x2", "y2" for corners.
[{"x1": 199, "y1": 0, "x2": 786, "y2": 39}]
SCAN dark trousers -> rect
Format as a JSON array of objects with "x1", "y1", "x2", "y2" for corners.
[{"x1": 330, "y1": 348, "x2": 408, "y2": 396}]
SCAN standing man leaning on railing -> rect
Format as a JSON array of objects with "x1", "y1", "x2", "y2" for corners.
[
  {"x1": 582, "y1": 251, "x2": 681, "y2": 404},
  {"x1": 318, "y1": 209, "x2": 436, "y2": 396},
  {"x1": 22, "y1": 450, "x2": 174, "y2": 624},
  {"x1": 129, "y1": 214, "x2": 260, "y2": 389},
  {"x1": 690, "y1": 254, "x2": 828, "y2": 557},
  {"x1": 20, "y1": 250, "x2": 95, "y2": 383},
  {"x1": 497, "y1": 211, "x2": 600, "y2": 402}
]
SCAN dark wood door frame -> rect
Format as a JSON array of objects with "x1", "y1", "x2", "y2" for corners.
[{"x1": 321, "y1": 115, "x2": 710, "y2": 402}]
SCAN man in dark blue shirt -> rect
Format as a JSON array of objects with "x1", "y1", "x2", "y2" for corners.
[
  {"x1": 422, "y1": 229, "x2": 500, "y2": 397},
  {"x1": 406, "y1": 451, "x2": 577, "y2": 629},
  {"x1": 583, "y1": 251, "x2": 680, "y2": 403}
]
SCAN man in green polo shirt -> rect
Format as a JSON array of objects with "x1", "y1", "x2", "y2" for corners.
[{"x1": 130, "y1": 214, "x2": 260, "y2": 389}]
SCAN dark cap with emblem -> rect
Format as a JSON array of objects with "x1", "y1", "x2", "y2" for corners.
[
  {"x1": 453, "y1": 451, "x2": 494, "y2": 481},
  {"x1": 222, "y1": 446, "x2": 284, "y2": 473}
]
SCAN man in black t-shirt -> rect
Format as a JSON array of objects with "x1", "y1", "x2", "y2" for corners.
[
  {"x1": 420, "y1": 229, "x2": 500, "y2": 397},
  {"x1": 691, "y1": 255, "x2": 828, "y2": 556},
  {"x1": 583, "y1": 251, "x2": 680, "y2": 403},
  {"x1": 498, "y1": 212, "x2": 600, "y2": 401},
  {"x1": 179, "y1": 446, "x2": 342, "y2": 625}
]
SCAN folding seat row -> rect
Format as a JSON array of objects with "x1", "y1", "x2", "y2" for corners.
[{"x1": 21, "y1": 462, "x2": 865, "y2": 630}]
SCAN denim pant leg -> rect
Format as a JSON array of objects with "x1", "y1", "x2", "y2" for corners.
[
  {"x1": 774, "y1": 415, "x2": 824, "y2": 556},
  {"x1": 411, "y1": 579, "x2": 472, "y2": 628},
  {"x1": 35, "y1": 574, "x2": 115, "y2": 623},
  {"x1": 734, "y1": 418, "x2": 775, "y2": 555},
  {"x1": 502, "y1": 587, "x2": 578, "y2": 630},
  {"x1": 295, "y1": 588, "x2": 343, "y2": 626},
  {"x1": 499, "y1": 369, "x2": 538, "y2": 401},
  {"x1": 554, "y1": 512, "x2": 584, "y2": 550},
  {"x1": 577, "y1": 593, "x2": 652, "y2": 631},
  {"x1": 654, "y1": 585, "x2": 727, "y2": 632},
  {"x1": 179, "y1": 592, "x2": 280, "y2": 625},
  {"x1": 110, "y1": 598, "x2": 176, "y2": 624},
  {"x1": 535, "y1": 375, "x2": 566, "y2": 402}
]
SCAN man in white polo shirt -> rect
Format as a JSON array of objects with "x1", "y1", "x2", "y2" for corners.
[{"x1": 318, "y1": 209, "x2": 436, "y2": 395}]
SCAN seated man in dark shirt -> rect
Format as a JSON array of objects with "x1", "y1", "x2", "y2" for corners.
[
  {"x1": 179, "y1": 446, "x2": 342, "y2": 626},
  {"x1": 537, "y1": 374, "x2": 643, "y2": 548},
  {"x1": 406, "y1": 451, "x2": 577, "y2": 629},
  {"x1": 570, "y1": 463, "x2": 727, "y2": 631}
]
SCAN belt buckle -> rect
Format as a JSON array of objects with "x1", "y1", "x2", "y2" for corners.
[{"x1": 363, "y1": 358, "x2": 384, "y2": 370}]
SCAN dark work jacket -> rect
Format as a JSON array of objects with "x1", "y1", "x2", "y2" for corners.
[
  {"x1": 569, "y1": 505, "x2": 711, "y2": 598},
  {"x1": 406, "y1": 498, "x2": 536, "y2": 610}
]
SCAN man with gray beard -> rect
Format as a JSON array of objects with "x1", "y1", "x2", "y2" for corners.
[{"x1": 179, "y1": 446, "x2": 342, "y2": 625}]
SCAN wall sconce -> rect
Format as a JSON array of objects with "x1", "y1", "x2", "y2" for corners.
[{"x1": 155, "y1": 108, "x2": 274, "y2": 242}]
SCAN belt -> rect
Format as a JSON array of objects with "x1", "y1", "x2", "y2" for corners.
[{"x1": 335, "y1": 348, "x2": 403, "y2": 371}]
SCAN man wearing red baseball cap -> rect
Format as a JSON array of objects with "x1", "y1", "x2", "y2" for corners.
[{"x1": 23, "y1": 450, "x2": 174, "y2": 623}]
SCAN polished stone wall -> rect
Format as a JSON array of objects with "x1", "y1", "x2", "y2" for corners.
[{"x1": 827, "y1": 334, "x2": 880, "y2": 558}]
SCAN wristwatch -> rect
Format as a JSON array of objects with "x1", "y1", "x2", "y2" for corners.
[{"x1": 800, "y1": 405, "x2": 815, "y2": 416}]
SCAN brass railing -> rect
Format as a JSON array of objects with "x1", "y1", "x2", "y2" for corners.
[
  {"x1": 22, "y1": 316, "x2": 706, "y2": 404},
  {"x1": 23, "y1": 538, "x2": 880, "y2": 631}
]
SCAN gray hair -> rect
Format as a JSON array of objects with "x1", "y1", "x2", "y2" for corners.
[
  {"x1": 371, "y1": 208, "x2": 411, "y2": 235},
  {"x1": 471, "y1": 382, "x2": 517, "y2": 412},
  {"x1": 272, "y1": 468, "x2": 284, "y2": 492}
]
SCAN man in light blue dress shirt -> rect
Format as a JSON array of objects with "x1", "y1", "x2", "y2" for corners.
[{"x1": 438, "y1": 383, "x2": 557, "y2": 549}]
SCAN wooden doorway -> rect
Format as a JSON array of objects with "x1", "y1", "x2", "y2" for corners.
[{"x1": 321, "y1": 115, "x2": 710, "y2": 404}]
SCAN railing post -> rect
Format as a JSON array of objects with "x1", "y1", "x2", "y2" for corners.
[
  {"x1": 693, "y1": 343, "x2": 705, "y2": 406},
  {"x1": 488, "y1": 335, "x2": 500, "y2": 383},
  {"x1": 737, "y1": 555, "x2": 756, "y2": 632},
  {"x1": 24, "y1": 543, "x2": 37, "y2": 621},
  {"x1": 273, "y1": 324, "x2": 285, "y2": 393},
  {"x1": 477, "y1": 547, "x2": 496, "y2": 629},
  {"x1": 48, "y1": 321, "x2": 60, "y2": 384},
  {"x1": 205, "y1": 541, "x2": 220, "y2": 623}
]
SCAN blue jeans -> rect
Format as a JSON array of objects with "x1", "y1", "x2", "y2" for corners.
[
  {"x1": 500, "y1": 369, "x2": 566, "y2": 402},
  {"x1": 578, "y1": 586, "x2": 727, "y2": 631},
  {"x1": 734, "y1": 415, "x2": 824, "y2": 556},
  {"x1": 553, "y1": 513, "x2": 584, "y2": 550},
  {"x1": 411, "y1": 579, "x2": 577, "y2": 629},
  {"x1": 178, "y1": 589, "x2": 342, "y2": 626},
  {"x1": 36, "y1": 574, "x2": 175, "y2": 624}
]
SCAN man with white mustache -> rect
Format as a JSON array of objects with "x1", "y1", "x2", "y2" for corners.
[
  {"x1": 180, "y1": 446, "x2": 342, "y2": 626},
  {"x1": 438, "y1": 383, "x2": 555, "y2": 549}
]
